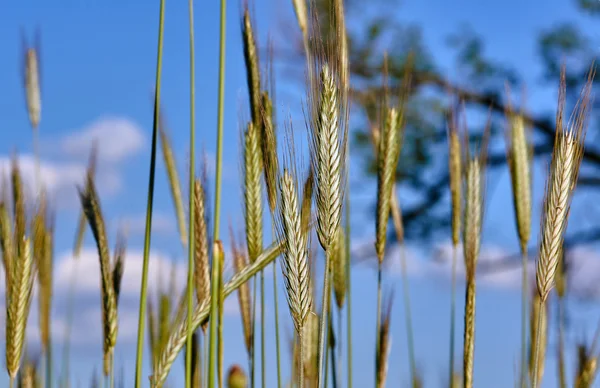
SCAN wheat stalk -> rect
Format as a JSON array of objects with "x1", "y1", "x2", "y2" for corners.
[
  {"x1": 150, "y1": 240, "x2": 282, "y2": 387},
  {"x1": 261, "y1": 92, "x2": 278, "y2": 214},
  {"x1": 242, "y1": 122, "x2": 264, "y2": 262},
  {"x1": 158, "y1": 111, "x2": 187, "y2": 248},
  {"x1": 6, "y1": 238, "x2": 34, "y2": 382},
  {"x1": 193, "y1": 178, "x2": 210, "y2": 332},
  {"x1": 78, "y1": 173, "x2": 118, "y2": 377},
  {"x1": 22, "y1": 29, "x2": 41, "y2": 130},
  {"x1": 230, "y1": 226, "x2": 253, "y2": 356},
  {"x1": 461, "y1": 116, "x2": 489, "y2": 388},
  {"x1": 532, "y1": 65, "x2": 594, "y2": 388}
]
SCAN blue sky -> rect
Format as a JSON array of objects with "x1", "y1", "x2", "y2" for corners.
[{"x1": 1, "y1": 0, "x2": 600, "y2": 387}]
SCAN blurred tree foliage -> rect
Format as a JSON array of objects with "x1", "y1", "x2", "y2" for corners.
[{"x1": 276, "y1": 0, "x2": 600, "y2": 248}]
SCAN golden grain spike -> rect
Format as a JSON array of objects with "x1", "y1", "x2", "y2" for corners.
[
  {"x1": 78, "y1": 173, "x2": 118, "y2": 377},
  {"x1": 261, "y1": 91, "x2": 278, "y2": 214},
  {"x1": 5, "y1": 238, "x2": 34, "y2": 380},
  {"x1": 277, "y1": 168, "x2": 312, "y2": 332},
  {"x1": 158, "y1": 112, "x2": 187, "y2": 248},
  {"x1": 375, "y1": 107, "x2": 400, "y2": 264},
  {"x1": 243, "y1": 122, "x2": 264, "y2": 262},
  {"x1": 461, "y1": 116, "x2": 490, "y2": 388},
  {"x1": 447, "y1": 104, "x2": 462, "y2": 247},
  {"x1": 74, "y1": 142, "x2": 99, "y2": 259},
  {"x1": 536, "y1": 66, "x2": 593, "y2": 302},
  {"x1": 22, "y1": 29, "x2": 42, "y2": 130},
  {"x1": 242, "y1": 6, "x2": 261, "y2": 129},
  {"x1": 193, "y1": 178, "x2": 210, "y2": 330},
  {"x1": 310, "y1": 64, "x2": 345, "y2": 251},
  {"x1": 0, "y1": 202, "x2": 13, "y2": 288}
]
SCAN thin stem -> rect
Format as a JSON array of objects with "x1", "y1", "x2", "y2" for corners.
[
  {"x1": 134, "y1": 0, "x2": 165, "y2": 385},
  {"x1": 557, "y1": 296, "x2": 566, "y2": 388},
  {"x1": 270, "y1": 217, "x2": 282, "y2": 388},
  {"x1": 449, "y1": 244, "x2": 457, "y2": 386},
  {"x1": 208, "y1": 247, "x2": 222, "y2": 388},
  {"x1": 337, "y1": 308, "x2": 343, "y2": 387},
  {"x1": 33, "y1": 127, "x2": 41, "y2": 196},
  {"x1": 344, "y1": 196, "x2": 352, "y2": 388},
  {"x1": 399, "y1": 245, "x2": 417, "y2": 386},
  {"x1": 324, "y1": 309, "x2": 330, "y2": 387},
  {"x1": 9, "y1": 376, "x2": 14, "y2": 388},
  {"x1": 317, "y1": 250, "x2": 333, "y2": 387},
  {"x1": 204, "y1": 331, "x2": 209, "y2": 387},
  {"x1": 531, "y1": 298, "x2": 545, "y2": 388},
  {"x1": 273, "y1": 260, "x2": 282, "y2": 388},
  {"x1": 299, "y1": 327, "x2": 305, "y2": 388},
  {"x1": 110, "y1": 353, "x2": 115, "y2": 388},
  {"x1": 251, "y1": 277, "x2": 257, "y2": 388},
  {"x1": 261, "y1": 271, "x2": 266, "y2": 388},
  {"x1": 218, "y1": 267, "x2": 225, "y2": 388},
  {"x1": 375, "y1": 262, "x2": 382, "y2": 387},
  {"x1": 520, "y1": 246, "x2": 528, "y2": 388},
  {"x1": 212, "y1": 0, "x2": 226, "y2": 241},
  {"x1": 185, "y1": 0, "x2": 196, "y2": 385},
  {"x1": 61, "y1": 258, "x2": 80, "y2": 387}
]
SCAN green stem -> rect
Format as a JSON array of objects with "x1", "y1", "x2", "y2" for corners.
[
  {"x1": 208, "y1": 245, "x2": 223, "y2": 388},
  {"x1": 110, "y1": 353, "x2": 115, "y2": 388},
  {"x1": 185, "y1": 0, "x2": 196, "y2": 385},
  {"x1": 251, "y1": 277, "x2": 257, "y2": 388},
  {"x1": 557, "y1": 297, "x2": 566, "y2": 388},
  {"x1": 375, "y1": 262, "x2": 382, "y2": 388},
  {"x1": 261, "y1": 271, "x2": 266, "y2": 388},
  {"x1": 204, "y1": 331, "x2": 209, "y2": 387},
  {"x1": 520, "y1": 247, "x2": 528, "y2": 388},
  {"x1": 399, "y1": 245, "x2": 416, "y2": 386},
  {"x1": 317, "y1": 250, "x2": 332, "y2": 387},
  {"x1": 134, "y1": 0, "x2": 165, "y2": 385},
  {"x1": 212, "y1": 0, "x2": 226, "y2": 241},
  {"x1": 449, "y1": 244, "x2": 457, "y2": 387},
  {"x1": 218, "y1": 267, "x2": 225, "y2": 388},
  {"x1": 272, "y1": 260, "x2": 282, "y2": 388},
  {"x1": 299, "y1": 327, "x2": 305, "y2": 388},
  {"x1": 324, "y1": 309, "x2": 330, "y2": 388},
  {"x1": 344, "y1": 196, "x2": 352, "y2": 388},
  {"x1": 531, "y1": 298, "x2": 545, "y2": 388},
  {"x1": 337, "y1": 308, "x2": 343, "y2": 386}
]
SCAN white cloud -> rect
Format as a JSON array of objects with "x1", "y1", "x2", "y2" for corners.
[
  {"x1": 0, "y1": 154, "x2": 120, "y2": 209},
  {"x1": 353, "y1": 238, "x2": 600, "y2": 299},
  {"x1": 0, "y1": 246, "x2": 247, "y2": 348},
  {"x1": 60, "y1": 117, "x2": 145, "y2": 164}
]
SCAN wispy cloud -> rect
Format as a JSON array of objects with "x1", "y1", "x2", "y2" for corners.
[
  {"x1": 60, "y1": 116, "x2": 145, "y2": 164},
  {"x1": 0, "y1": 154, "x2": 120, "y2": 209},
  {"x1": 355, "y1": 238, "x2": 600, "y2": 299}
]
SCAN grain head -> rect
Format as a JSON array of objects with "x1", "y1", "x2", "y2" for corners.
[{"x1": 536, "y1": 66, "x2": 593, "y2": 302}]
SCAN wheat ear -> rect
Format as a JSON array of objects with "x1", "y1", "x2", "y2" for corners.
[
  {"x1": 532, "y1": 65, "x2": 594, "y2": 388},
  {"x1": 158, "y1": 112, "x2": 187, "y2": 248},
  {"x1": 78, "y1": 173, "x2": 118, "y2": 377}
]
